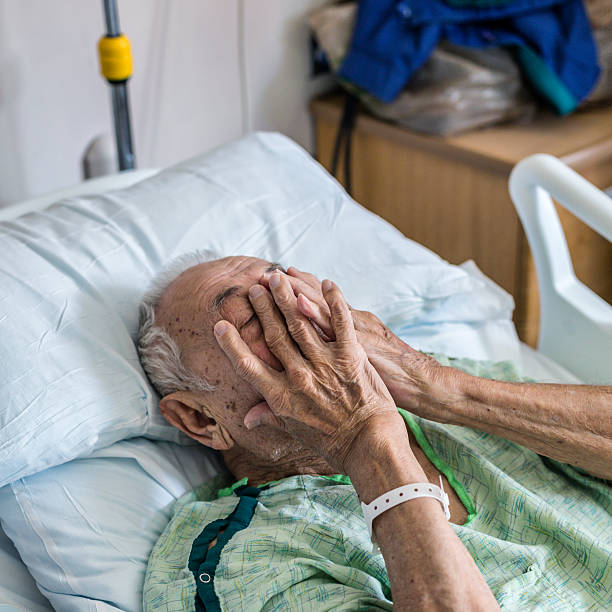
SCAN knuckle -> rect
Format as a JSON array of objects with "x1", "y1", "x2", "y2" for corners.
[
  {"x1": 270, "y1": 389, "x2": 291, "y2": 416},
  {"x1": 251, "y1": 293, "x2": 271, "y2": 314},
  {"x1": 236, "y1": 356, "x2": 256, "y2": 379},
  {"x1": 273, "y1": 289, "x2": 291, "y2": 307},
  {"x1": 328, "y1": 288, "x2": 342, "y2": 305},
  {"x1": 330, "y1": 298, "x2": 347, "y2": 320},
  {"x1": 289, "y1": 319, "x2": 310, "y2": 342},
  {"x1": 264, "y1": 326, "x2": 286, "y2": 351},
  {"x1": 287, "y1": 365, "x2": 311, "y2": 389}
]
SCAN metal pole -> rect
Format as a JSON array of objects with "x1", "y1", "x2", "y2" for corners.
[
  {"x1": 101, "y1": 0, "x2": 135, "y2": 170},
  {"x1": 110, "y1": 85, "x2": 135, "y2": 170},
  {"x1": 103, "y1": 0, "x2": 120, "y2": 36}
]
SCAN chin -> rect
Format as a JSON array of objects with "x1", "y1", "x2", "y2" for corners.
[{"x1": 248, "y1": 430, "x2": 304, "y2": 461}]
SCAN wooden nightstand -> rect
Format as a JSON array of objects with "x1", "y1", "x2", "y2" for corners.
[{"x1": 311, "y1": 94, "x2": 612, "y2": 346}]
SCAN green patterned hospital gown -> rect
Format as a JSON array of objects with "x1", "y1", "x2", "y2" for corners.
[{"x1": 144, "y1": 357, "x2": 612, "y2": 611}]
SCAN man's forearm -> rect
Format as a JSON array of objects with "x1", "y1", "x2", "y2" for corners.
[
  {"x1": 398, "y1": 364, "x2": 612, "y2": 480},
  {"x1": 346, "y1": 422, "x2": 498, "y2": 610}
]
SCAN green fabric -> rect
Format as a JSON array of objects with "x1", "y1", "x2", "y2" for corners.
[
  {"x1": 144, "y1": 356, "x2": 612, "y2": 611},
  {"x1": 399, "y1": 407, "x2": 477, "y2": 523},
  {"x1": 216, "y1": 477, "x2": 248, "y2": 499},
  {"x1": 516, "y1": 45, "x2": 578, "y2": 115}
]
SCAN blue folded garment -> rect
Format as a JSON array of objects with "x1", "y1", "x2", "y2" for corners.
[{"x1": 338, "y1": 0, "x2": 600, "y2": 114}]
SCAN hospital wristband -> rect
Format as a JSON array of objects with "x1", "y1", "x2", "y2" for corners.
[{"x1": 361, "y1": 476, "x2": 451, "y2": 554}]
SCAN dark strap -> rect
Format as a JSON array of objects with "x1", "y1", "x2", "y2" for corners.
[
  {"x1": 188, "y1": 485, "x2": 261, "y2": 611},
  {"x1": 330, "y1": 92, "x2": 359, "y2": 195}
]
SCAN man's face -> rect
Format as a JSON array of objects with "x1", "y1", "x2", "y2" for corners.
[{"x1": 156, "y1": 256, "x2": 303, "y2": 459}]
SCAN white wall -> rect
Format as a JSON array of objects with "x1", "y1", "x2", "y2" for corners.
[{"x1": 0, "y1": 0, "x2": 333, "y2": 206}]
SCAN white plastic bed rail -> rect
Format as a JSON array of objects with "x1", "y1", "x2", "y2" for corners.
[{"x1": 509, "y1": 154, "x2": 612, "y2": 384}]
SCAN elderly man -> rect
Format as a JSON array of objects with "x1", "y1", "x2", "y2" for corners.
[{"x1": 139, "y1": 252, "x2": 611, "y2": 611}]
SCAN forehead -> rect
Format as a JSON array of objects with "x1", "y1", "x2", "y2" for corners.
[{"x1": 160, "y1": 256, "x2": 281, "y2": 322}]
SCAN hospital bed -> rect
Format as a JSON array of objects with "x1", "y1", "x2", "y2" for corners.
[{"x1": 0, "y1": 133, "x2": 609, "y2": 611}]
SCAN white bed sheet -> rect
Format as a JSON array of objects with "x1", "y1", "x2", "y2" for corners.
[
  {"x1": 0, "y1": 440, "x2": 223, "y2": 612},
  {"x1": 0, "y1": 133, "x2": 580, "y2": 610}
]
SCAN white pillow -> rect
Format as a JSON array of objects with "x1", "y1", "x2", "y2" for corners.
[
  {"x1": 0, "y1": 131, "x2": 515, "y2": 490},
  {"x1": 0, "y1": 132, "x2": 524, "y2": 610},
  {"x1": 0, "y1": 439, "x2": 222, "y2": 612}
]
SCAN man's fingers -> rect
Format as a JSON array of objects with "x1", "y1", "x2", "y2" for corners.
[
  {"x1": 279, "y1": 274, "x2": 334, "y2": 338},
  {"x1": 243, "y1": 401, "x2": 284, "y2": 430},
  {"x1": 248, "y1": 285, "x2": 303, "y2": 368},
  {"x1": 263, "y1": 269, "x2": 323, "y2": 305},
  {"x1": 286, "y1": 266, "x2": 322, "y2": 289},
  {"x1": 260, "y1": 268, "x2": 352, "y2": 344},
  {"x1": 214, "y1": 321, "x2": 277, "y2": 393},
  {"x1": 262, "y1": 267, "x2": 326, "y2": 309},
  {"x1": 322, "y1": 280, "x2": 357, "y2": 346},
  {"x1": 297, "y1": 294, "x2": 335, "y2": 341},
  {"x1": 267, "y1": 273, "x2": 325, "y2": 359}
]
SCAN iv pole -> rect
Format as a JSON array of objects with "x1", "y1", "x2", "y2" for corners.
[{"x1": 98, "y1": 0, "x2": 135, "y2": 170}]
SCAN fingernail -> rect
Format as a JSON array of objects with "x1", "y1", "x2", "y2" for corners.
[
  {"x1": 214, "y1": 321, "x2": 228, "y2": 336},
  {"x1": 322, "y1": 279, "x2": 332, "y2": 291},
  {"x1": 244, "y1": 418, "x2": 260, "y2": 430},
  {"x1": 249, "y1": 285, "x2": 264, "y2": 299},
  {"x1": 269, "y1": 273, "x2": 281, "y2": 289}
]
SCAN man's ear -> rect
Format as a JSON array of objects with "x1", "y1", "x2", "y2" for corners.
[{"x1": 160, "y1": 391, "x2": 234, "y2": 451}]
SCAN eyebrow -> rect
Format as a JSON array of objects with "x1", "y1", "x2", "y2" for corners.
[
  {"x1": 266, "y1": 262, "x2": 287, "y2": 274},
  {"x1": 212, "y1": 285, "x2": 240, "y2": 311}
]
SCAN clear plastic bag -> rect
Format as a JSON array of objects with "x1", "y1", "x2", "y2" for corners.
[
  {"x1": 309, "y1": 3, "x2": 536, "y2": 136},
  {"x1": 358, "y1": 42, "x2": 537, "y2": 136}
]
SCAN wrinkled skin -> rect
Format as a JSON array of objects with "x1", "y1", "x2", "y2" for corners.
[
  {"x1": 248, "y1": 266, "x2": 439, "y2": 430},
  {"x1": 155, "y1": 256, "x2": 331, "y2": 478},
  {"x1": 153, "y1": 256, "x2": 442, "y2": 484},
  {"x1": 214, "y1": 273, "x2": 405, "y2": 473}
]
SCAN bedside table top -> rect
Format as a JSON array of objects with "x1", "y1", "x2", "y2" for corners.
[{"x1": 311, "y1": 94, "x2": 612, "y2": 173}]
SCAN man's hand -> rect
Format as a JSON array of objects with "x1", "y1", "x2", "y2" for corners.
[
  {"x1": 214, "y1": 272, "x2": 407, "y2": 474},
  {"x1": 257, "y1": 269, "x2": 612, "y2": 481},
  {"x1": 260, "y1": 266, "x2": 440, "y2": 408},
  {"x1": 217, "y1": 270, "x2": 501, "y2": 610}
]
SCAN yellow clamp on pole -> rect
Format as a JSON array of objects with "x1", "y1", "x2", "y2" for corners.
[{"x1": 98, "y1": 34, "x2": 133, "y2": 82}]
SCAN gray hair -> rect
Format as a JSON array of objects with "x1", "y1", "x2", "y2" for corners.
[{"x1": 137, "y1": 249, "x2": 222, "y2": 397}]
